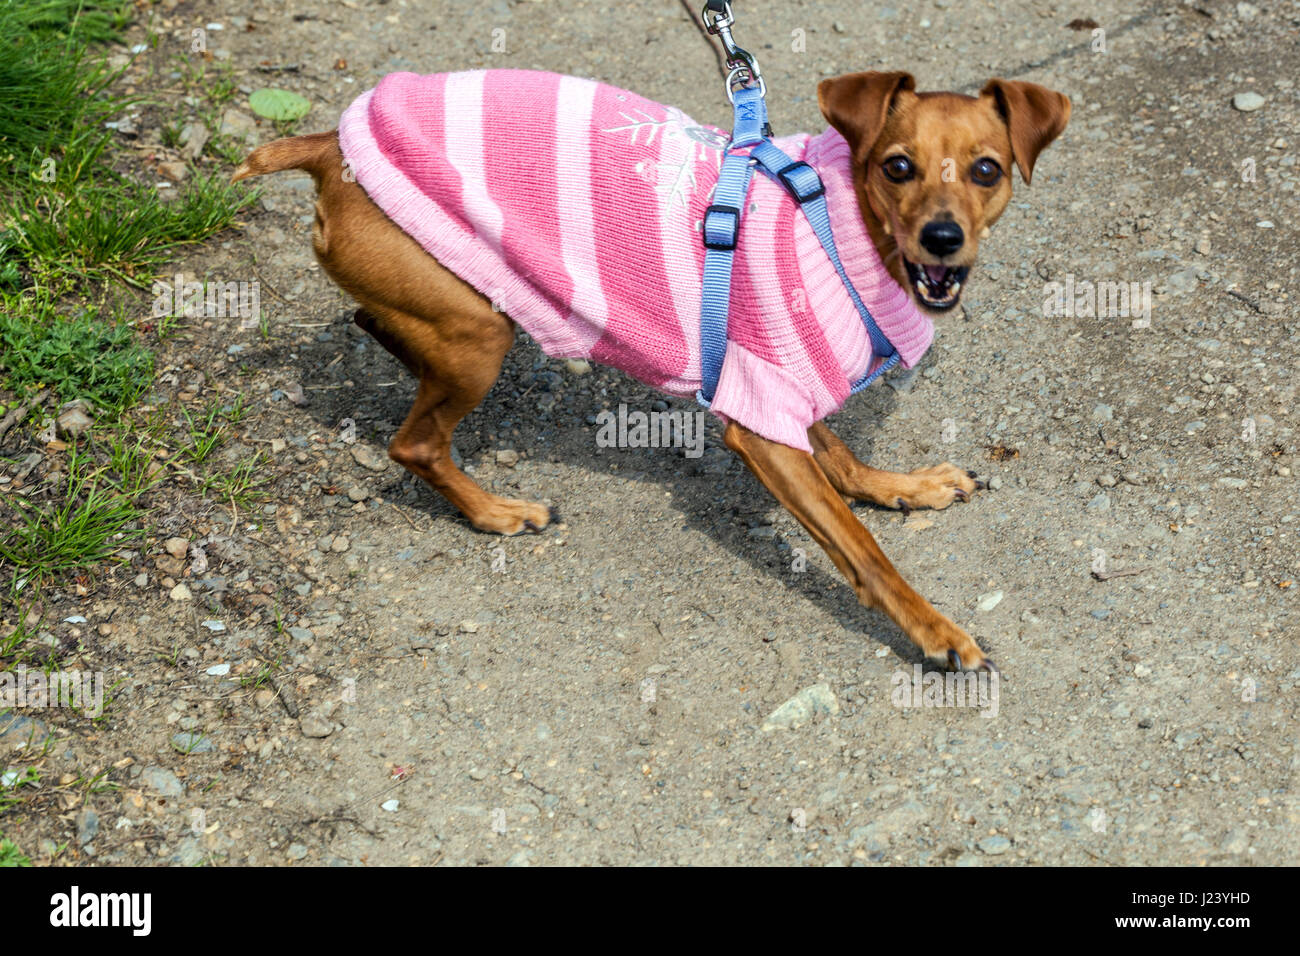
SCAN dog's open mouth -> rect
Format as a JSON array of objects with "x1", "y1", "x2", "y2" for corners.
[{"x1": 905, "y1": 260, "x2": 970, "y2": 311}]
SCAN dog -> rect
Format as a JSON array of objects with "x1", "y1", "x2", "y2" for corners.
[{"x1": 233, "y1": 69, "x2": 1069, "y2": 672}]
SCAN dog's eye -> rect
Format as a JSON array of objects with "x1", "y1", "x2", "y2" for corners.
[
  {"x1": 971, "y1": 158, "x2": 1002, "y2": 186},
  {"x1": 882, "y1": 156, "x2": 914, "y2": 183}
]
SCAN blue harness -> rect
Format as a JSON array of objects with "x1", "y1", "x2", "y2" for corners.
[{"x1": 696, "y1": 38, "x2": 900, "y2": 408}]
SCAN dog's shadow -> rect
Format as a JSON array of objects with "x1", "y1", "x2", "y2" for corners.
[{"x1": 283, "y1": 308, "x2": 937, "y2": 665}]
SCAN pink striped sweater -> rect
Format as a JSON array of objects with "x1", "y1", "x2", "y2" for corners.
[{"x1": 337, "y1": 70, "x2": 933, "y2": 452}]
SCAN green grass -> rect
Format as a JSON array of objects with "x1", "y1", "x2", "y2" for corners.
[
  {"x1": 0, "y1": 835, "x2": 33, "y2": 866},
  {"x1": 0, "y1": 1, "x2": 133, "y2": 188},
  {"x1": 0, "y1": 444, "x2": 146, "y2": 582},
  {"x1": 3, "y1": 174, "x2": 260, "y2": 289},
  {"x1": 0, "y1": 289, "x2": 153, "y2": 410}
]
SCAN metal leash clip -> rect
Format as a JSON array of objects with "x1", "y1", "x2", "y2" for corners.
[{"x1": 701, "y1": 1, "x2": 767, "y2": 103}]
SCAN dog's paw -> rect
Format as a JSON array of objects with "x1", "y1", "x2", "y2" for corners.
[
  {"x1": 915, "y1": 621, "x2": 993, "y2": 671},
  {"x1": 471, "y1": 500, "x2": 556, "y2": 536},
  {"x1": 894, "y1": 462, "x2": 985, "y2": 513}
]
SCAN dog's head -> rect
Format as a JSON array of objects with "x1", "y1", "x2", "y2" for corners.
[{"x1": 818, "y1": 72, "x2": 1070, "y2": 312}]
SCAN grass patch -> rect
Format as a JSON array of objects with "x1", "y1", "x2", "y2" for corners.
[
  {"x1": 0, "y1": 289, "x2": 153, "y2": 410},
  {"x1": 0, "y1": 1, "x2": 133, "y2": 188},
  {"x1": 0, "y1": 834, "x2": 33, "y2": 866},
  {"x1": 3, "y1": 174, "x2": 259, "y2": 289},
  {"x1": 0, "y1": 444, "x2": 146, "y2": 583}
]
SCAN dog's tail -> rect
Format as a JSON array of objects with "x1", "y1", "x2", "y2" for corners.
[{"x1": 231, "y1": 131, "x2": 337, "y2": 184}]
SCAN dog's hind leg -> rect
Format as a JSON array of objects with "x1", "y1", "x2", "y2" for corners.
[
  {"x1": 358, "y1": 302, "x2": 554, "y2": 536},
  {"x1": 808, "y1": 422, "x2": 982, "y2": 513}
]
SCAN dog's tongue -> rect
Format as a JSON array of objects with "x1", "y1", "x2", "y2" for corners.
[{"x1": 925, "y1": 265, "x2": 948, "y2": 284}]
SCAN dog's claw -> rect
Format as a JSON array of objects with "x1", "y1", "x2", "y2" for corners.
[
  {"x1": 966, "y1": 469, "x2": 978, "y2": 479},
  {"x1": 981, "y1": 658, "x2": 999, "y2": 674},
  {"x1": 975, "y1": 479, "x2": 988, "y2": 491},
  {"x1": 947, "y1": 649, "x2": 962, "y2": 671},
  {"x1": 897, "y1": 497, "x2": 912, "y2": 517},
  {"x1": 954, "y1": 488, "x2": 968, "y2": 501},
  {"x1": 523, "y1": 519, "x2": 541, "y2": 533}
]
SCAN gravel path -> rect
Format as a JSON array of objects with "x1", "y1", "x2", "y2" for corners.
[{"x1": 7, "y1": 0, "x2": 1297, "y2": 866}]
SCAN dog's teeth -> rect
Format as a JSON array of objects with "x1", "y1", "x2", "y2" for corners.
[{"x1": 951, "y1": 281, "x2": 961, "y2": 292}]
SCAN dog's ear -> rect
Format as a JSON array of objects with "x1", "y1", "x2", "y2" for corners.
[
  {"x1": 817, "y1": 71, "x2": 915, "y2": 161},
  {"x1": 979, "y1": 79, "x2": 1071, "y2": 185}
]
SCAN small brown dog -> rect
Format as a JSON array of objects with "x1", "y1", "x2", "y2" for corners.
[{"x1": 234, "y1": 71, "x2": 1069, "y2": 672}]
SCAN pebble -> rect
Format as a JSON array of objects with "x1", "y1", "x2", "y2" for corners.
[
  {"x1": 1091, "y1": 404, "x2": 1113, "y2": 422},
  {"x1": 1087, "y1": 492, "x2": 1111, "y2": 512},
  {"x1": 142, "y1": 767, "x2": 183, "y2": 797},
  {"x1": 978, "y1": 834, "x2": 1012, "y2": 855},
  {"x1": 381, "y1": 799, "x2": 400, "y2": 812},
  {"x1": 346, "y1": 486, "x2": 368, "y2": 502},
  {"x1": 350, "y1": 445, "x2": 388, "y2": 473},
  {"x1": 977, "y1": 590, "x2": 1004, "y2": 612},
  {"x1": 496, "y1": 449, "x2": 519, "y2": 468},
  {"x1": 300, "y1": 714, "x2": 334, "y2": 738},
  {"x1": 288, "y1": 626, "x2": 315, "y2": 643},
  {"x1": 76, "y1": 809, "x2": 100, "y2": 846},
  {"x1": 164, "y1": 537, "x2": 189, "y2": 560},
  {"x1": 172, "y1": 732, "x2": 214, "y2": 754},
  {"x1": 331, "y1": 536, "x2": 351, "y2": 553},
  {"x1": 847, "y1": 801, "x2": 929, "y2": 852},
  {"x1": 565, "y1": 359, "x2": 591, "y2": 375},
  {"x1": 287, "y1": 843, "x2": 309, "y2": 860},
  {"x1": 205, "y1": 663, "x2": 231, "y2": 677},
  {"x1": 56, "y1": 404, "x2": 93, "y2": 438},
  {"x1": 760, "y1": 683, "x2": 839, "y2": 732},
  {"x1": 1232, "y1": 92, "x2": 1266, "y2": 112},
  {"x1": 169, "y1": 583, "x2": 193, "y2": 602}
]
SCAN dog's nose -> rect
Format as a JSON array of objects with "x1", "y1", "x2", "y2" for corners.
[{"x1": 919, "y1": 220, "x2": 965, "y2": 258}]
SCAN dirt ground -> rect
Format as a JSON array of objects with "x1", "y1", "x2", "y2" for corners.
[{"x1": 4, "y1": 0, "x2": 1299, "y2": 865}]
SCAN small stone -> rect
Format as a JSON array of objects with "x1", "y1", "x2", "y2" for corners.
[
  {"x1": 331, "y1": 536, "x2": 350, "y2": 553},
  {"x1": 141, "y1": 766, "x2": 183, "y2": 797},
  {"x1": 76, "y1": 809, "x2": 100, "y2": 846},
  {"x1": 1232, "y1": 92, "x2": 1266, "y2": 112},
  {"x1": 350, "y1": 444, "x2": 388, "y2": 473},
  {"x1": 1087, "y1": 492, "x2": 1111, "y2": 512},
  {"x1": 496, "y1": 449, "x2": 519, "y2": 468},
  {"x1": 1096, "y1": 475, "x2": 1117, "y2": 487},
  {"x1": 300, "y1": 714, "x2": 333, "y2": 738},
  {"x1": 760, "y1": 683, "x2": 839, "y2": 732},
  {"x1": 977, "y1": 590, "x2": 1004, "y2": 612},
  {"x1": 346, "y1": 485, "x2": 368, "y2": 502},
  {"x1": 164, "y1": 537, "x2": 189, "y2": 560},
  {"x1": 459, "y1": 620, "x2": 479, "y2": 634},
  {"x1": 56, "y1": 406, "x2": 93, "y2": 439},
  {"x1": 171, "y1": 732, "x2": 214, "y2": 754},
  {"x1": 219, "y1": 108, "x2": 259, "y2": 142},
  {"x1": 977, "y1": 835, "x2": 1012, "y2": 855},
  {"x1": 1091, "y1": 403, "x2": 1113, "y2": 422},
  {"x1": 380, "y1": 799, "x2": 400, "y2": 812},
  {"x1": 286, "y1": 843, "x2": 309, "y2": 860},
  {"x1": 287, "y1": 626, "x2": 314, "y2": 643},
  {"x1": 987, "y1": 476, "x2": 1004, "y2": 491},
  {"x1": 157, "y1": 161, "x2": 188, "y2": 182},
  {"x1": 565, "y1": 359, "x2": 591, "y2": 375},
  {"x1": 169, "y1": 583, "x2": 193, "y2": 602}
]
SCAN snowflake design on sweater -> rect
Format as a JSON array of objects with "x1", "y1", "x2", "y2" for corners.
[{"x1": 602, "y1": 107, "x2": 727, "y2": 212}]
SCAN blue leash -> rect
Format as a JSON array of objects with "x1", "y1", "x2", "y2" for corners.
[{"x1": 696, "y1": 6, "x2": 900, "y2": 407}]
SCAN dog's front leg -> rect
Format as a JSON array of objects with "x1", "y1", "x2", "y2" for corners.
[
  {"x1": 808, "y1": 421, "x2": 983, "y2": 513},
  {"x1": 725, "y1": 422, "x2": 993, "y2": 670}
]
